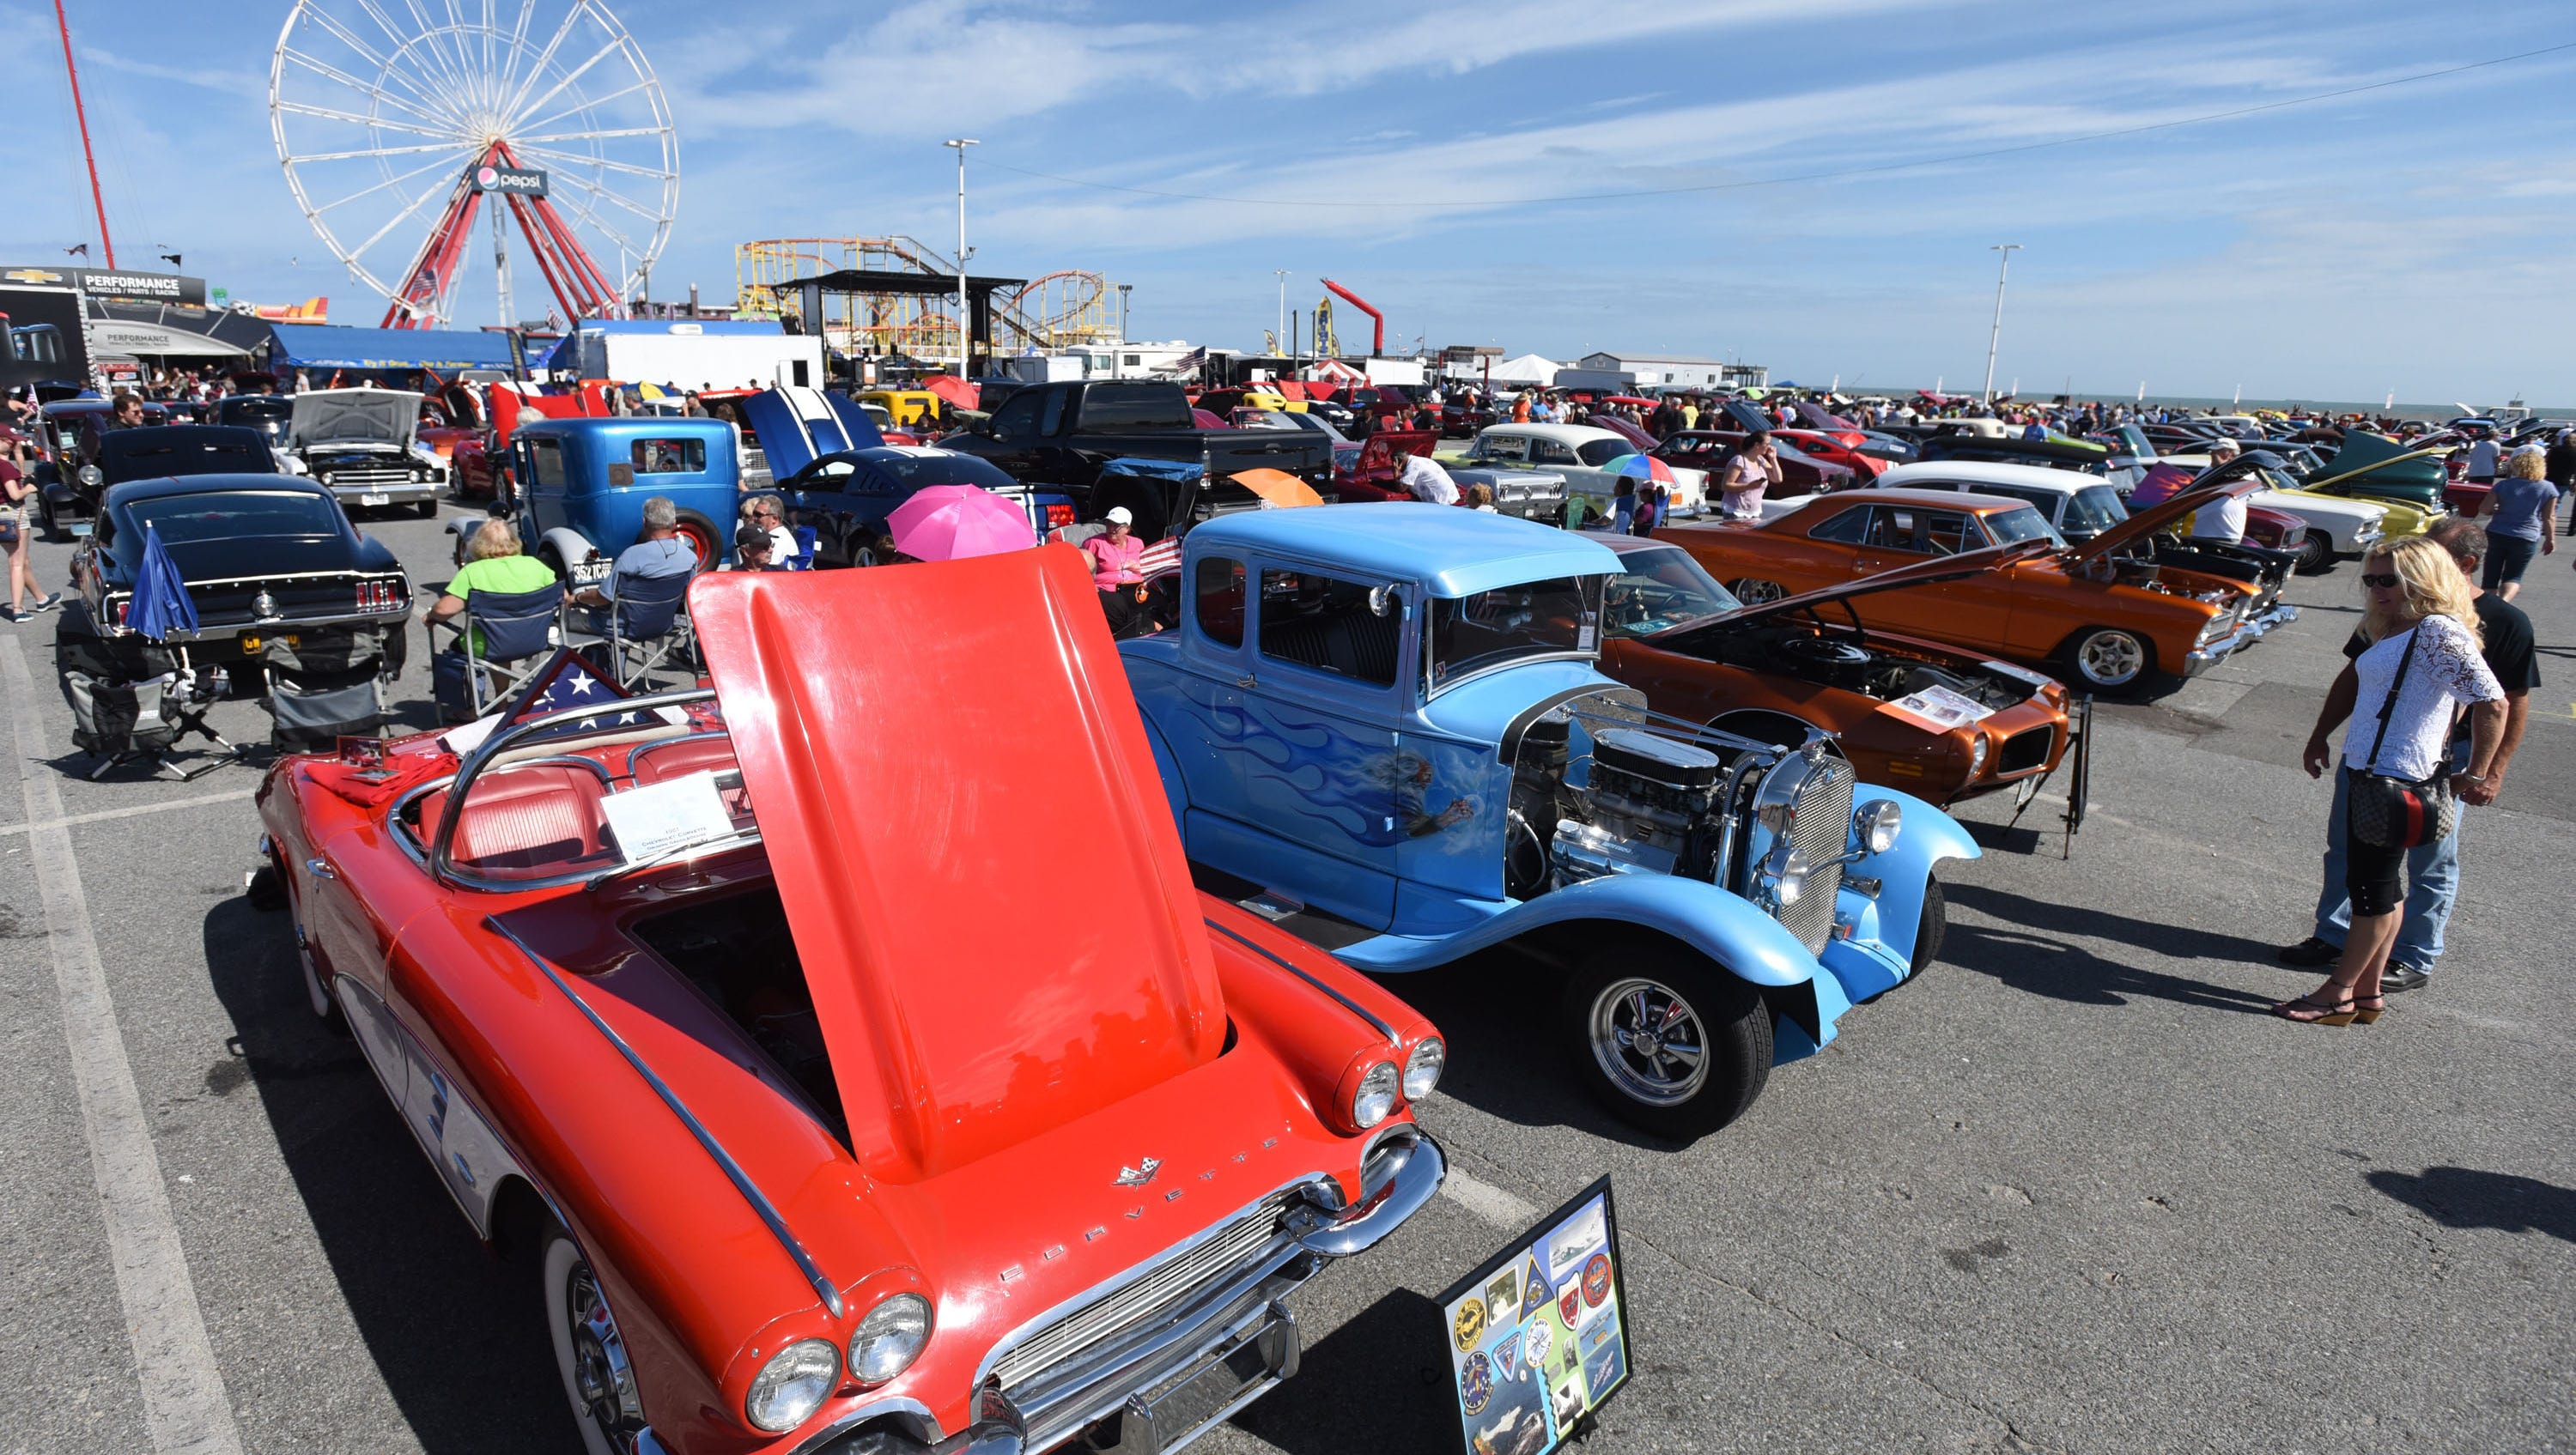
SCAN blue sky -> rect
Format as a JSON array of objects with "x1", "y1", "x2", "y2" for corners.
[{"x1": 5, "y1": 0, "x2": 2572, "y2": 403}]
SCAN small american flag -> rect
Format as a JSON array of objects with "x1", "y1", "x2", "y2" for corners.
[
  {"x1": 1138, "y1": 536, "x2": 1184, "y2": 582},
  {"x1": 506, "y1": 652, "x2": 641, "y2": 740}
]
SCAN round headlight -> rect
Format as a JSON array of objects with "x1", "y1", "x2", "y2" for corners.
[
  {"x1": 744, "y1": 1338, "x2": 839, "y2": 1434},
  {"x1": 1351, "y1": 1061, "x2": 1400, "y2": 1130},
  {"x1": 1401, "y1": 1039, "x2": 1446, "y2": 1101},
  {"x1": 78, "y1": 464, "x2": 102, "y2": 487},
  {"x1": 1856, "y1": 798, "x2": 1903, "y2": 855},
  {"x1": 1967, "y1": 733, "x2": 1990, "y2": 776},
  {"x1": 1772, "y1": 866, "x2": 1805, "y2": 906},
  {"x1": 849, "y1": 1293, "x2": 933, "y2": 1385}
]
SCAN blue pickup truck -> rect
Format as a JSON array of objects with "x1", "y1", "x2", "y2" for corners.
[{"x1": 1118, "y1": 504, "x2": 1976, "y2": 1139}]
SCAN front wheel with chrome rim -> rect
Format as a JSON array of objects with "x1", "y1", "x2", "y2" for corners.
[
  {"x1": 545, "y1": 1230, "x2": 649, "y2": 1455},
  {"x1": 2293, "y1": 533, "x2": 2330, "y2": 573},
  {"x1": 1728, "y1": 578, "x2": 1788, "y2": 604},
  {"x1": 1562, "y1": 943, "x2": 1770, "y2": 1141},
  {"x1": 2063, "y1": 627, "x2": 2153, "y2": 693}
]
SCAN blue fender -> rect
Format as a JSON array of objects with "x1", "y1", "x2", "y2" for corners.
[
  {"x1": 1334, "y1": 872, "x2": 1817, "y2": 988},
  {"x1": 1820, "y1": 786, "x2": 1978, "y2": 1001}
]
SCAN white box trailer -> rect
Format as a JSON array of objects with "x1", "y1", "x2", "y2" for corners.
[{"x1": 573, "y1": 327, "x2": 826, "y2": 392}]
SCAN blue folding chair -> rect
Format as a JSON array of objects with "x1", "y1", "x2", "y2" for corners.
[
  {"x1": 562, "y1": 568, "x2": 694, "y2": 689},
  {"x1": 433, "y1": 582, "x2": 562, "y2": 720},
  {"x1": 792, "y1": 524, "x2": 818, "y2": 571}
]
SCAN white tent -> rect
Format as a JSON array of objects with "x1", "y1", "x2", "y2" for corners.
[{"x1": 1485, "y1": 352, "x2": 1558, "y2": 384}]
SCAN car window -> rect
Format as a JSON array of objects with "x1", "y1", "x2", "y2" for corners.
[
  {"x1": 1604, "y1": 549, "x2": 1741, "y2": 638},
  {"x1": 1979, "y1": 485, "x2": 2058, "y2": 518},
  {"x1": 1808, "y1": 505, "x2": 1872, "y2": 544},
  {"x1": 1258, "y1": 567, "x2": 1401, "y2": 688},
  {"x1": 2064, "y1": 485, "x2": 2129, "y2": 535},
  {"x1": 987, "y1": 391, "x2": 1045, "y2": 440},
  {"x1": 526, "y1": 439, "x2": 567, "y2": 489},
  {"x1": 1075, "y1": 385, "x2": 1190, "y2": 430},
  {"x1": 800, "y1": 458, "x2": 858, "y2": 491},
  {"x1": 1983, "y1": 506, "x2": 2064, "y2": 546},
  {"x1": 1861, "y1": 506, "x2": 1922, "y2": 551},
  {"x1": 1479, "y1": 433, "x2": 1528, "y2": 463},
  {"x1": 1575, "y1": 439, "x2": 1630, "y2": 467},
  {"x1": 131, "y1": 490, "x2": 342, "y2": 543},
  {"x1": 1425, "y1": 575, "x2": 1601, "y2": 689},
  {"x1": 1921, "y1": 511, "x2": 1978, "y2": 555},
  {"x1": 1531, "y1": 440, "x2": 1579, "y2": 465},
  {"x1": 629, "y1": 438, "x2": 706, "y2": 475},
  {"x1": 1195, "y1": 555, "x2": 1246, "y2": 648},
  {"x1": 1036, "y1": 388, "x2": 1071, "y2": 436}
]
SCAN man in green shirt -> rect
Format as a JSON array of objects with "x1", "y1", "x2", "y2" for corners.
[{"x1": 428, "y1": 518, "x2": 557, "y2": 656}]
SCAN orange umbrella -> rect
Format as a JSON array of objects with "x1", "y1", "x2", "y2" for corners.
[{"x1": 1232, "y1": 467, "x2": 1324, "y2": 508}]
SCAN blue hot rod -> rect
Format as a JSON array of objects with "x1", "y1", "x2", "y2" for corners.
[{"x1": 1118, "y1": 504, "x2": 1977, "y2": 1138}]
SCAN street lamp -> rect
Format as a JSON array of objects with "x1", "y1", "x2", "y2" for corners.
[
  {"x1": 1274, "y1": 270, "x2": 1286, "y2": 357},
  {"x1": 1982, "y1": 243, "x2": 2021, "y2": 405},
  {"x1": 1118, "y1": 282, "x2": 1132, "y2": 349},
  {"x1": 945, "y1": 138, "x2": 978, "y2": 377}
]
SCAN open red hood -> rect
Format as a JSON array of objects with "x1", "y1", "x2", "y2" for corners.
[{"x1": 688, "y1": 549, "x2": 1227, "y2": 1183}]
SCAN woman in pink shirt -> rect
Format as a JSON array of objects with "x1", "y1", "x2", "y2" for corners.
[{"x1": 1082, "y1": 506, "x2": 1149, "y2": 637}]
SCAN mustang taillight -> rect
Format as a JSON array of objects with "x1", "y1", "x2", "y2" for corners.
[
  {"x1": 355, "y1": 579, "x2": 403, "y2": 610},
  {"x1": 1044, "y1": 503, "x2": 1076, "y2": 529}
]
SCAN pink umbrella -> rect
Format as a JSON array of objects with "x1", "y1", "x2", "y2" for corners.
[{"x1": 886, "y1": 484, "x2": 1037, "y2": 561}]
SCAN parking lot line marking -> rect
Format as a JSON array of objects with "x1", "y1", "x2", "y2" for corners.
[
  {"x1": 3, "y1": 640, "x2": 245, "y2": 1455},
  {"x1": 1439, "y1": 1163, "x2": 1540, "y2": 1230},
  {"x1": 0, "y1": 787, "x2": 254, "y2": 839}
]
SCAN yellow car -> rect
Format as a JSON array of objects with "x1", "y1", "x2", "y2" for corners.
[
  {"x1": 2165, "y1": 453, "x2": 2438, "y2": 543},
  {"x1": 856, "y1": 389, "x2": 942, "y2": 427}
]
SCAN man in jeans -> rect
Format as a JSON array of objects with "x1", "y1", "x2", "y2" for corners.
[{"x1": 2277, "y1": 518, "x2": 2537, "y2": 990}]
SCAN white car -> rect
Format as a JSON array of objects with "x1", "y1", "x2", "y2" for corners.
[
  {"x1": 283, "y1": 387, "x2": 447, "y2": 517},
  {"x1": 1440, "y1": 422, "x2": 1706, "y2": 512},
  {"x1": 2154, "y1": 454, "x2": 2386, "y2": 570},
  {"x1": 1866, "y1": 460, "x2": 2129, "y2": 544}
]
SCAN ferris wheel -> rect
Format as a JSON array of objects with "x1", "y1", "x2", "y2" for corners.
[{"x1": 269, "y1": 0, "x2": 679, "y2": 330}]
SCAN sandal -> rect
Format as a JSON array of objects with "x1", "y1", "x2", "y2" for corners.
[
  {"x1": 2349, "y1": 994, "x2": 2385, "y2": 1026},
  {"x1": 2272, "y1": 991, "x2": 2359, "y2": 1025}
]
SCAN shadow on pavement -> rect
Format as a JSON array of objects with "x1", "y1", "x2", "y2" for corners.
[
  {"x1": 2366, "y1": 1166, "x2": 2576, "y2": 1244},
  {"x1": 1369, "y1": 955, "x2": 1683, "y2": 1153},
  {"x1": 1940, "y1": 883, "x2": 2278, "y2": 1015},
  {"x1": 1226, "y1": 1288, "x2": 1456, "y2": 1454},
  {"x1": 200, "y1": 893, "x2": 577, "y2": 1453}
]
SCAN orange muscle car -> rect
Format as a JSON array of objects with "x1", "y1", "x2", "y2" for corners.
[
  {"x1": 1593, "y1": 537, "x2": 2079, "y2": 805},
  {"x1": 1651, "y1": 476, "x2": 2287, "y2": 693}
]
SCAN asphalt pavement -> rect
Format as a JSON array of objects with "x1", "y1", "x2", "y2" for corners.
[{"x1": 3, "y1": 501, "x2": 2571, "y2": 1455}]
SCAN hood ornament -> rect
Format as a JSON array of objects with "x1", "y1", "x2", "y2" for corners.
[
  {"x1": 251, "y1": 590, "x2": 283, "y2": 622},
  {"x1": 1114, "y1": 1157, "x2": 1163, "y2": 1188}
]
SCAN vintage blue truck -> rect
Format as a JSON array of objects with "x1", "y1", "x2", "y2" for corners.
[{"x1": 1117, "y1": 504, "x2": 1976, "y2": 1138}]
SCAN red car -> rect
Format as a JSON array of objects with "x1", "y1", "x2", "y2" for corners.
[
  {"x1": 1654, "y1": 429, "x2": 1857, "y2": 495},
  {"x1": 1775, "y1": 428, "x2": 1893, "y2": 481},
  {"x1": 252, "y1": 550, "x2": 1447, "y2": 1455}
]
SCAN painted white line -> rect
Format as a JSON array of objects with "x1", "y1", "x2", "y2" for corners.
[
  {"x1": 1440, "y1": 1163, "x2": 1540, "y2": 1230},
  {"x1": 0, "y1": 788, "x2": 254, "y2": 840},
  {"x1": 3, "y1": 640, "x2": 243, "y2": 1455}
]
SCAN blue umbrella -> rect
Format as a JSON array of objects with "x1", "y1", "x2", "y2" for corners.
[{"x1": 126, "y1": 525, "x2": 198, "y2": 643}]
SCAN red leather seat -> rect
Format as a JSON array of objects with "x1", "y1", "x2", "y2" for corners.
[
  {"x1": 629, "y1": 735, "x2": 738, "y2": 785},
  {"x1": 417, "y1": 762, "x2": 614, "y2": 874}
]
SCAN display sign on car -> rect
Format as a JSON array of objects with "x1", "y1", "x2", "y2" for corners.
[{"x1": 1439, "y1": 1179, "x2": 1633, "y2": 1455}]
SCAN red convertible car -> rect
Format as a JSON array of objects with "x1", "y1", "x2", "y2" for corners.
[{"x1": 252, "y1": 549, "x2": 1447, "y2": 1455}]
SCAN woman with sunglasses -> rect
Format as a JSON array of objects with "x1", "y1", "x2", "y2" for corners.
[{"x1": 2281, "y1": 537, "x2": 2505, "y2": 1025}]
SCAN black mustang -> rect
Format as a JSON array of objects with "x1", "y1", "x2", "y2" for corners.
[
  {"x1": 41, "y1": 424, "x2": 280, "y2": 539},
  {"x1": 60, "y1": 475, "x2": 411, "y2": 684}
]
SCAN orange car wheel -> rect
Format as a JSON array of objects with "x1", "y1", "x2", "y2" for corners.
[{"x1": 2062, "y1": 627, "x2": 2154, "y2": 693}]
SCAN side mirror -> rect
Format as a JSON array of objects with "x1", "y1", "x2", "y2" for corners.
[{"x1": 1368, "y1": 585, "x2": 1394, "y2": 617}]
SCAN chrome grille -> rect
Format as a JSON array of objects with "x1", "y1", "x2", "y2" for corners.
[
  {"x1": 319, "y1": 464, "x2": 420, "y2": 489},
  {"x1": 1779, "y1": 755, "x2": 1853, "y2": 952},
  {"x1": 989, "y1": 1188, "x2": 1301, "y2": 1397}
]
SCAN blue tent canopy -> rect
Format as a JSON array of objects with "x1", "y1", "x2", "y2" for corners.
[{"x1": 263, "y1": 324, "x2": 517, "y2": 373}]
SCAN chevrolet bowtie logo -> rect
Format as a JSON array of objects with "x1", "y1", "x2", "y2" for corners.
[{"x1": 1114, "y1": 1157, "x2": 1162, "y2": 1188}]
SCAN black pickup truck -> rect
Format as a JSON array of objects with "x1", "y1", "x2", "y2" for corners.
[{"x1": 939, "y1": 379, "x2": 1333, "y2": 537}]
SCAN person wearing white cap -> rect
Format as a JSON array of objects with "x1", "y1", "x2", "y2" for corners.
[{"x1": 1083, "y1": 506, "x2": 1150, "y2": 637}]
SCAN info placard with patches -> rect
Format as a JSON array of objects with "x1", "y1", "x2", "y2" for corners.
[{"x1": 1436, "y1": 1178, "x2": 1632, "y2": 1455}]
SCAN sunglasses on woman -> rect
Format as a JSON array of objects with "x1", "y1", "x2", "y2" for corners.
[{"x1": 2360, "y1": 573, "x2": 2400, "y2": 588}]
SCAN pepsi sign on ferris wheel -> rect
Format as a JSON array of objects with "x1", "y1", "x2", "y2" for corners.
[{"x1": 469, "y1": 163, "x2": 549, "y2": 197}]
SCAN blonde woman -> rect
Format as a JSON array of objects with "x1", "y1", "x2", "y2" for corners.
[
  {"x1": 2475, "y1": 446, "x2": 2557, "y2": 601},
  {"x1": 2280, "y1": 537, "x2": 2506, "y2": 1024}
]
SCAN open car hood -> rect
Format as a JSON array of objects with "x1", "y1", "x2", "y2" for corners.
[
  {"x1": 736, "y1": 385, "x2": 884, "y2": 477},
  {"x1": 687, "y1": 547, "x2": 1226, "y2": 1183},
  {"x1": 2065, "y1": 457, "x2": 2268, "y2": 565},
  {"x1": 1650, "y1": 541, "x2": 2057, "y2": 640},
  {"x1": 288, "y1": 389, "x2": 420, "y2": 451}
]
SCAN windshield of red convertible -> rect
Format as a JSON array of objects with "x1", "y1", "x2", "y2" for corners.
[{"x1": 1425, "y1": 575, "x2": 1604, "y2": 689}]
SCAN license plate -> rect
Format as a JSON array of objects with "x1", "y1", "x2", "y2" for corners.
[
  {"x1": 237, "y1": 634, "x2": 301, "y2": 654},
  {"x1": 358, "y1": 492, "x2": 390, "y2": 506},
  {"x1": 571, "y1": 560, "x2": 611, "y2": 585}
]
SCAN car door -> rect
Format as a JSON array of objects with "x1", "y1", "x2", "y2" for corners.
[
  {"x1": 975, "y1": 388, "x2": 1052, "y2": 481},
  {"x1": 517, "y1": 435, "x2": 570, "y2": 539}
]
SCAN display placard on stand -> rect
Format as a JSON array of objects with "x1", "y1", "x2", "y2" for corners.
[{"x1": 1435, "y1": 1177, "x2": 1631, "y2": 1455}]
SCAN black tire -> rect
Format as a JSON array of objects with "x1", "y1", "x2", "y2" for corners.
[
  {"x1": 2059, "y1": 626, "x2": 2155, "y2": 694},
  {"x1": 276, "y1": 852, "x2": 349, "y2": 1036},
  {"x1": 1911, "y1": 874, "x2": 1947, "y2": 976},
  {"x1": 414, "y1": 499, "x2": 440, "y2": 518},
  {"x1": 544, "y1": 1228, "x2": 647, "y2": 1455},
  {"x1": 1561, "y1": 942, "x2": 1770, "y2": 1141},
  {"x1": 2293, "y1": 534, "x2": 2330, "y2": 573},
  {"x1": 1729, "y1": 578, "x2": 1789, "y2": 604}
]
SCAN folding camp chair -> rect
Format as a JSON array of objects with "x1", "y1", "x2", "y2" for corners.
[
  {"x1": 64, "y1": 668, "x2": 243, "y2": 781},
  {"x1": 791, "y1": 524, "x2": 818, "y2": 571},
  {"x1": 432, "y1": 582, "x2": 562, "y2": 720},
  {"x1": 560, "y1": 569, "x2": 694, "y2": 690}
]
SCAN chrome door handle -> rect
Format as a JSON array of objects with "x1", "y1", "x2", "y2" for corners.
[
  {"x1": 306, "y1": 858, "x2": 337, "y2": 881},
  {"x1": 1236, "y1": 675, "x2": 1259, "y2": 689}
]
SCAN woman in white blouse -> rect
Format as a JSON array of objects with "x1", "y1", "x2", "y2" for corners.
[{"x1": 2280, "y1": 537, "x2": 2506, "y2": 1024}]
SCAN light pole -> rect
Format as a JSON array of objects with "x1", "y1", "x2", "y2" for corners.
[
  {"x1": 945, "y1": 138, "x2": 978, "y2": 377},
  {"x1": 1274, "y1": 270, "x2": 1286, "y2": 358},
  {"x1": 1981, "y1": 243, "x2": 2021, "y2": 406},
  {"x1": 1118, "y1": 282, "x2": 1132, "y2": 349}
]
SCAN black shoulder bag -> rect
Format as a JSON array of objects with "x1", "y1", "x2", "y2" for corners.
[{"x1": 2346, "y1": 621, "x2": 2460, "y2": 850}]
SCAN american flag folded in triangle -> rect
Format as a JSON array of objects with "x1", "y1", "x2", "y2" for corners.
[{"x1": 505, "y1": 652, "x2": 651, "y2": 740}]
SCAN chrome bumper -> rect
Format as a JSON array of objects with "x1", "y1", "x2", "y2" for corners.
[
  {"x1": 2230, "y1": 600, "x2": 2300, "y2": 646},
  {"x1": 324, "y1": 482, "x2": 437, "y2": 504}
]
